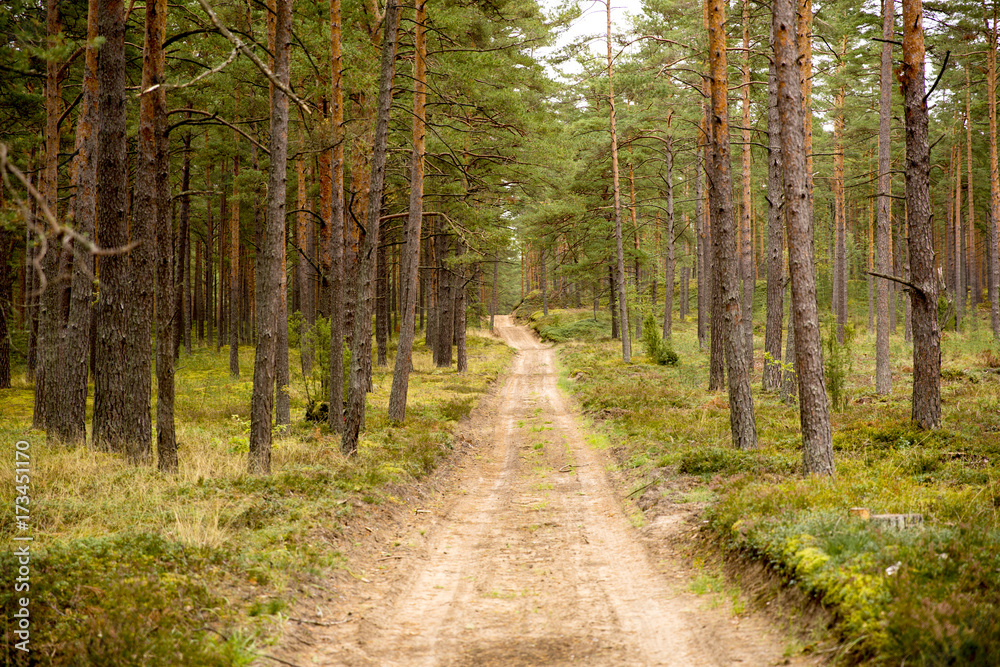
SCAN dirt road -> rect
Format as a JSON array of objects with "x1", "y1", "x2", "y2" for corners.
[{"x1": 292, "y1": 317, "x2": 807, "y2": 666}]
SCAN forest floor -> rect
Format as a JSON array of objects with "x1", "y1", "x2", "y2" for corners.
[{"x1": 274, "y1": 317, "x2": 819, "y2": 666}]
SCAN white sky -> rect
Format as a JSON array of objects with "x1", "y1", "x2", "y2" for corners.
[{"x1": 537, "y1": 0, "x2": 646, "y2": 78}]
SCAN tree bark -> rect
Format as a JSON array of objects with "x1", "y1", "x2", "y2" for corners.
[
  {"x1": 93, "y1": 0, "x2": 155, "y2": 460},
  {"x1": 607, "y1": 0, "x2": 630, "y2": 363},
  {"x1": 706, "y1": 104, "x2": 726, "y2": 392},
  {"x1": 989, "y1": 6, "x2": 1000, "y2": 339},
  {"x1": 230, "y1": 152, "x2": 240, "y2": 377},
  {"x1": 456, "y1": 242, "x2": 468, "y2": 373},
  {"x1": 834, "y1": 35, "x2": 847, "y2": 344},
  {"x1": 708, "y1": 0, "x2": 757, "y2": 451},
  {"x1": 343, "y1": 0, "x2": 401, "y2": 456},
  {"x1": 490, "y1": 258, "x2": 499, "y2": 330},
  {"x1": 899, "y1": 0, "x2": 941, "y2": 430},
  {"x1": 434, "y1": 233, "x2": 454, "y2": 367},
  {"x1": 328, "y1": 0, "x2": 346, "y2": 431},
  {"x1": 50, "y1": 0, "x2": 98, "y2": 444},
  {"x1": 388, "y1": 0, "x2": 428, "y2": 422},
  {"x1": 773, "y1": 0, "x2": 834, "y2": 475},
  {"x1": 176, "y1": 129, "x2": 192, "y2": 358},
  {"x1": 609, "y1": 264, "x2": 618, "y2": 339},
  {"x1": 876, "y1": 0, "x2": 894, "y2": 394},
  {"x1": 376, "y1": 221, "x2": 389, "y2": 366},
  {"x1": 740, "y1": 0, "x2": 754, "y2": 360},
  {"x1": 249, "y1": 0, "x2": 292, "y2": 473},
  {"x1": 662, "y1": 138, "x2": 675, "y2": 341},
  {"x1": 763, "y1": 42, "x2": 785, "y2": 393},
  {"x1": 696, "y1": 139, "x2": 708, "y2": 349},
  {"x1": 966, "y1": 71, "x2": 979, "y2": 309},
  {"x1": 954, "y1": 138, "x2": 964, "y2": 329},
  {"x1": 144, "y1": 0, "x2": 175, "y2": 473},
  {"x1": 35, "y1": 0, "x2": 61, "y2": 431}
]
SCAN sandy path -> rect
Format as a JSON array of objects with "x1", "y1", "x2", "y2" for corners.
[{"x1": 295, "y1": 317, "x2": 805, "y2": 666}]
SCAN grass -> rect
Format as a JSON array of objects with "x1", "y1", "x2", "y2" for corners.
[
  {"x1": 533, "y1": 298, "x2": 1000, "y2": 665},
  {"x1": 0, "y1": 329, "x2": 513, "y2": 666}
]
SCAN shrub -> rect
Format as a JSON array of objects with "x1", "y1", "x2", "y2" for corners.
[{"x1": 641, "y1": 313, "x2": 679, "y2": 366}]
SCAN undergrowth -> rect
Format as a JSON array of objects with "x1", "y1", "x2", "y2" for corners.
[
  {"x1": 540, "y1": 302, "x2": 1000, "y2": 665},
  {"x1": 0, "y1": 330, "x2": 513, "y2": 666}
]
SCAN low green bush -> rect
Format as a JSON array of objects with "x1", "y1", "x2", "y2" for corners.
[{"x1": 641, "y1": 313, "x2": 678, "y2": 366}]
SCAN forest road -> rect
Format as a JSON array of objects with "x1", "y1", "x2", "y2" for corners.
[{"x1": 294, "y1": 317, "x2": 807, "y2": 666}]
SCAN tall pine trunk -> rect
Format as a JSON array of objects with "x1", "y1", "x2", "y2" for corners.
[
  {"x1": 343, "y1": 0, "x2": 401, "y2": 456},
  {"x1": 696, "y1": 142, "x2": 708, "y2": 349},
  {"x1": 763, "y1": 41, "x2": 785, "y2": 393},
  {"x1": 388, "y1": 0, "x2": 428, "y2": 422},
  {"x1": 899, "y1": 0, "x2": 941, "y2": 430},
  {"x1": 229, "y1": 153, "x2": 240, "y2": 377},
  {"x1": 740, "y1": 0, "x2": 754, "y2": 361},
  {"x1": 94, "y1": 0, "x2": 154, "y2": 459},
  {"x1": 662, "y1": 137, "x2": 675, "y2": 340},
  {"x1": 146, "y1": 0, "x2": 175, "y2": 472},
  {"x1": 607, "y1": 0, "x2": 630, "y2": 362},
  {"x1": 876, "y1": 0, "x2": 894, "y2": 393},
  {"x1": 328, "y1": 0, "x2": 347, "y2": 431},
  {"x1": 774, "y1": 0, "x2": 834, "y2": 475},
  {"x1": 708, "y1": 0, "x2": 757, "y2": 451},
  {"x1": 35, "y1": 0, "x2": 61, "y2": 432},
  {"x1": 51, "y1": 0, "x2": 98, "y2": 444},
  {"x1": 989, "y1": 6, "x2": 1000, "y2": 339},
  {"x1": 249, "y1": 0, "x2": 292, "y2": 473}
]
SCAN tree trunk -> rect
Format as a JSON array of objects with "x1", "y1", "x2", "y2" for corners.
[
  {"x1": 607, "y1": 0, "x2": 630, "y2": 363},
  {"x1": 295, "y1": 154, "x2": 313, "y2": 374},
  {"x1": 773, "y1": 0, "x2": 834, "y2": 475},
  {"x1": 435, "y1": 234, "x2": 454, "y2": 367},
  {"x1": 230, "y1": 153, "x2": 240, "y2": 376},
  {"x1": 456, "y1": 242, "x2": 468, "y2": 373},
  {"x1": 249, "y1": 0, "x2": 292, "y2": 473},
  {"x1": 834, "y1": 35, "x2": 847, "y2": 344},
  {"x1": 328, "y1": 48, "x2": 347, "y2": 428},
  {"x1": 0, "y1": 232, "x2": 13, "y2": 389},
  {"x1": 490, "y1": 258, "x2": 498, "y2": 330},
  {"x1": 609, "y1": 264, "x2": 618, "y2": 339},
  {"x1": 376, "y1": 220, "x2": 389, "y2": 366},
  {"x1": 989, "y1": 6, "x2": 1000, "y2": 339},
  {"x1": 706, "y1": 103, "x2": 726, "y2": 392},
  {"x1": 176, "y1": 129, "x2": 192, "y2": 358},
  {"x1": 876, "y1": 0, "x2": 894, "y2": 394},
  {"x1": 51, "y1": 0, "x2": 98, "y2": 444},
  {"x1": 696, "y1": 140, "x2": 708, "y2": 349},
  {"x1": 740, "y1": 0, "x2": 754, "y2": 360},
  {"x1": 343, "y1": 0, "x2": 401, "y2": 456},
  {"x1": 763, "y1": 42, "x2": 785, "y2": 393},
  {"x1": 954, "y1": 138, "x2": 964, "y2": 329},
  {"x1": 143, "y1": 0, "x2": 175, "y2": 473},
  {"x1": 966, "y1": 71, "x2": 980, "y2": 309},
  {"x1": 35, "y1": 0, "x2": 62, "y2": 432},
  {"x1": 276, "y1": 229, "x2": 290, "y2": 427},
  {"x1": 868, "y1": 189, "x2": 874, "y2": 333},
  {"x1": 663, "y1": 138, "x2": 675, "y2": 341},
  {"x1": 94, "y1": 0, "x2": 154, "y2": 460},
  {"x1": 899, "y1": 0, "x2": 941, "y2": 430},
  {"x1": 388, "y1": 0, "x2": 427, "y2": 422},
  {"x1": 708, "y1": 0, "x2": 757, "y2": 451}
]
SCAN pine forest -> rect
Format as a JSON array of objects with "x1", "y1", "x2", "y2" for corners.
[{"x1": 2, "y1": 0, "x2": 1000, "y2": 663}]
